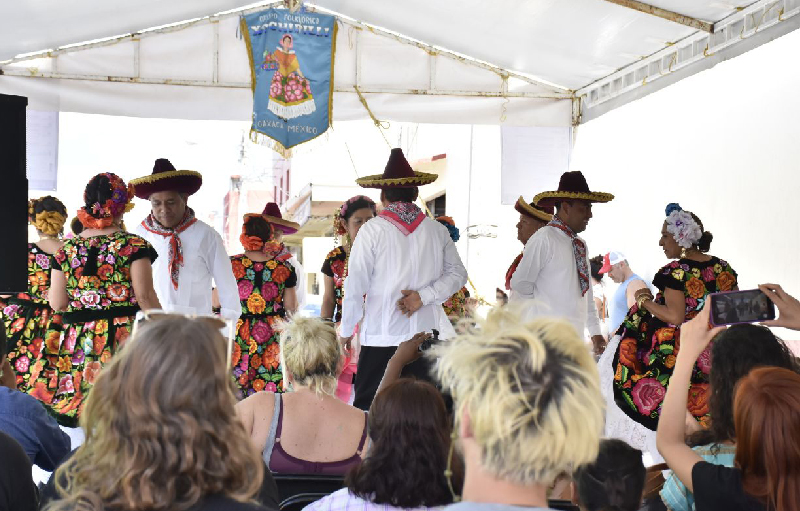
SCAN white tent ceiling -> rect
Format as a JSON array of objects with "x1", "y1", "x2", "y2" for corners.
[{"x1": 1, "y1": 0, "x2": 799, "y2": 125}]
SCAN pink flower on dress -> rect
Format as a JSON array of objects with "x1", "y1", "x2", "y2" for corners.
[
  {"x1": 64, "y1": 328, "x2": 78, "y2": 352},
  {"x1": 15, "y1": 356, "x2": 29, "y2": 373},
  {"x1": 80, "y1": 291, "x2": 102, "y2": 308},
  {"x1": 251, "y1": 321, "x2": 272, "y2": 344},
  {"x1": 265, "y1": 382, "x2": 277, "y2": 392},
  {"x1": 696, "y1": 345, "x2": 712, "y2": 374},
  {"x1": 35, "y1": 253, "x2": 50, "y2": 269},
  {"x1": 631, "y1": 378, "x2": 666, "y2": 416},
  {"x1": 70, "y1": 257, "x2": 81, "y2": 269},
  {"x1": 701, "y1": 267, "x2": 715, "y2": 282},
  {"x1": 3, "y1": 304, "x2": 20, "y2": 317},
  {"x1": 270, "y1": 82, "x2": 283, "y2": 97},
  {"x1": 238, "y1": 280, "x2": 254, "y2": 300},
  {"x1": 57, "y1": 375, "x2": 75, "y2": 395},
  {"x1": 261, "y1": 282, "x2": 278, "y2": 302}
]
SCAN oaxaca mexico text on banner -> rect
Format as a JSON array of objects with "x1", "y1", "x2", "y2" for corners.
[{"x1": 241, "y1": 8, "x2": 337, "y2": 156}]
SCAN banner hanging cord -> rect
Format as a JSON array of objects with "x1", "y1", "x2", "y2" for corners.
[{"x1": 354, "y1": 85, "x2": 393, "y2": 149}]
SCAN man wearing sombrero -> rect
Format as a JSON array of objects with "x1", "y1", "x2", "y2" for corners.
[
  {"x1": 130, "y1": 158, "x2": 240, "y2": 321},
  {"x1": 510, "y1": 171, "x2": 613, "y2": 355},
  {"x1": 259, "y1": 202, "x2": 306, "y2": 311},
  {"x1": 341, "y1": 148, "x2": 468, "y2": 410},
  {"x1": 505, "y1": 196, "x2": 553, "y2": 292}
]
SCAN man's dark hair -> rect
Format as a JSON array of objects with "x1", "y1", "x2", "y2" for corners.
[{"x1": 383, "y1": 187, "x2": 419, "y2": 204}]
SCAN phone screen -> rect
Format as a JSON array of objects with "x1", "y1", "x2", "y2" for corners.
[{"x1": 710, "y1": 289, "x2": 776, "y2": 326}]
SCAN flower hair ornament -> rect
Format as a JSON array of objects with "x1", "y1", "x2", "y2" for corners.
[
  {"x1": 664, "y1": 203, "x2": 702, "y2": 249},
  {"x1": 77, "y1": 173, "x2": 135, "y2": 229},
  {"x1": 334, "y1": 195, "x2": 376, "y2": 241}
]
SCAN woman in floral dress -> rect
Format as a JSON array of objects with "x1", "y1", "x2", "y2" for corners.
[
  {"x1": 42, "y1": 173, "x2": 161, "y2": 427},
  {"x1": 599, "y1": 203, "x2": 737, "y2": 459},
  {"x1": 1, "y1": 196, "x2": 67, "y2": 394},
  {"x1": 436, "y1": 216, "x2": 472, "y2": 324},
  {"x1": 321, "y1": 196, "x2": 375, "y2": 403},
  {"x1": 231, "y1": 211, "x2": 298, "y2": 397}
]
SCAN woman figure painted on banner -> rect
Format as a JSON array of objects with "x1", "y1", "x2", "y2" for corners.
[
  {"x1": 0, "y1": 196, "x2": 68, "y2": 394},
  {"x1": 598, "y1": 203, "x2": 737, "y2": 461},
  {"x1": 321, "y1": 195, "x2": 376, "y2": 403},
  {"x1": 43, "y1": 173, "x2": 161, "y2": 427},
  {"x1": 230, "y1": 208, "x2": 298, "y2": 398},
  {"x1": 262, "y1": 33, "x2": 316, "y2": 120}
]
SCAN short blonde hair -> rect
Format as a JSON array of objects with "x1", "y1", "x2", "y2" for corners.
[
  {"x1": 435, "y1": 306, "x2": 603, "y2": 485},
  {"x1": 279, "y1": 317, "x2": 342, "y2": 395}
]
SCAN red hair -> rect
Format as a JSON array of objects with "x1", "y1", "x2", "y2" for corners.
[{"x1": 734, "y1": 366, "x2": 800, "y2": 511}]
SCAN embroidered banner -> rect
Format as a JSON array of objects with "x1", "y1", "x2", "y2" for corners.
[{"x1": 242, "y1": 8, "x2": 336, "y2": 155}]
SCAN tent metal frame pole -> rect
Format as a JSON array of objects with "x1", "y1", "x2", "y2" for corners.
[
  {"x1": 600, "y1": 0, "x2": 714, "y2": 32},
  {"x1": 577, "y1": 0, "x2": 799, "y2": 112},
  {"x1": 0, "y1": 67, "x2": 566, "y2": 98}
]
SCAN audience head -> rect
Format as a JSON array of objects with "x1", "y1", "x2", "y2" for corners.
[
  {"x1": 734, "y1": 366, "x2": 800, "y2": 511},
  {"x1": 51, "y1": 315, "x2": 262, "y2": 510},
  {"x1": 435, "y1": 305, "x2": 603, "y2": 486},
  {"x1": 661, "y1": 203, "x2": 713, "y2": 258},
  {"x1": 590, "y1": 255, "x2": 604, "y2": 284},
  {"x1": 689, "y1": 324, "x2": 796, "y2": 447},
  {"x1": 279, "y1": 316, "x2": 342, "y2": 395},
  {"x1": 69, "y1": 217, "x2": 84, "y2": 236},
  {"x1": 572, "y1": 439, "x2": 645, "y2": 511},
  {"x1": 79, "y1": 173, "x2": 133, "y2": 229},
  {"x1": 381, "y1": 186, "x2": 419, "y2": 205},
  {"x1": 495, "y1": 288, "x2": 508, "y2": 306},
  {"x1": 29, "y1": 196, "x2": 68, "y2": 237},
  {"x1": 346, "y1": 379, "x2": 455, "y2": 507},
  {"x1": 336, "y1": 195, "x2": 376, "y2": 242}
]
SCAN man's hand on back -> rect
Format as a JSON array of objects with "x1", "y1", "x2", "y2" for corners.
[{"x1": 397, "y1": 290, "x2": 423, "y2": 317}]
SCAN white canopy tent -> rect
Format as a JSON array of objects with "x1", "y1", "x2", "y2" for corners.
[{"x1": 2, "y1": 0, "x2": 798, "y2": 126}]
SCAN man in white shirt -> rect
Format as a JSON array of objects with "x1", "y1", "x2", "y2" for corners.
[
  {"x1": 510, "y1": 171, "x2": 614, "y2": 355},
  {"x1": 260, "y1": 202, "x2": 306, "y2": 311},
  {"x1": 341, "y1": 148, "x2": 468, "y2": 410},
  {"x1": 129, "y1": 158, "x2": 240, "y2": 321}
]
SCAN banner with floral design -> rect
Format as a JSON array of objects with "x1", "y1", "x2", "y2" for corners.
[{"x1": 241, "y1": 8, "x2": 336, "y2": 156}]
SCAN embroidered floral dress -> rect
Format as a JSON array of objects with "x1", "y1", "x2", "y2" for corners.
[
  {"x1": 442, "y1": 287, "x2": 470, "y2": 324},
  {"x1": 320, "y1": 247, "x2": 347, "y2": 323},
  {"x1": 611, "y1": 257, "x2": 737, "y2": 430},
  {"x1": 230, "y1": 254, "x2": 297, "y2": 398},
  {"x1": 32, "y1": 232, "x2": 157, "y2": 426},
  {"x1": 0, "y1": 243, "x2": 63, "y2": 394}
]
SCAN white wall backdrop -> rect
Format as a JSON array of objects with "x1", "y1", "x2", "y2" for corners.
[{"x1": 572, "y1": 28, "x2": 800, "y2": 339}]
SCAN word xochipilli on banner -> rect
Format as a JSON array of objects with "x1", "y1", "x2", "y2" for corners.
[{"x1": 242, "y1": 8, "x2": 337, "y2": 156}]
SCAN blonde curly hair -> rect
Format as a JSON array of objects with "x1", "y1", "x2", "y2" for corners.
[
  {"x1": 46, "y1": 316, "x2": 263, "y2": 511},
  {"x1": 434, "y1": 305, "x2": 604, "y2": 485},
  {"x1": 279, "y1": 316, "x2": 342, "y2": 396}
]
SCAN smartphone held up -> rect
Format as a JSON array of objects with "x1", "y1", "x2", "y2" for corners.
[{"x1": 709, "y1": 289, "x2": 776, "y2": 327}]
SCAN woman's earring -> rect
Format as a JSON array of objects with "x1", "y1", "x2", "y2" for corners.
[{"x1": 680, "y1": 247, "x2": 687, "y2": 259}]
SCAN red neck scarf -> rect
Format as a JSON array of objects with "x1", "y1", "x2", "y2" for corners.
[
  {"x1": 379, "y1": 202, "x2": 424, "y2": 236},
  {"x1": 548, "y1": 216, "x2": 590, "y2": 296},
  {"x1": 141, "y1": 209, "x2": 198, "y2": 290},
  {"x1": 505, "y1": 252, "x2": 523, "y2": 291}
]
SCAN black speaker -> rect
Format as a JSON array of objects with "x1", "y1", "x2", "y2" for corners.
[{"x1": 0, "y1": 94, "x2": 30, "y2": 293}]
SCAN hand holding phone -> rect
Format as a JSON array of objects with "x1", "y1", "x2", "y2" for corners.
[{"x1": 709, "y1": 289, "x2": 776, "y2": 327}]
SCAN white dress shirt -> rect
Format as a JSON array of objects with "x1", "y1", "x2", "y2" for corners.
[
  {"x1": 340, "y1": 215, "x2": 468, "y2": 347},
  {"x1": 510, "y1": 225, "x2": 602, "y2": 337},
  {"x1": 287, "y1": 255, "x2": 306, "y2": 310},
  {"x1": 135, "y1": 220, "x2": 241, "y2": 321}
]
